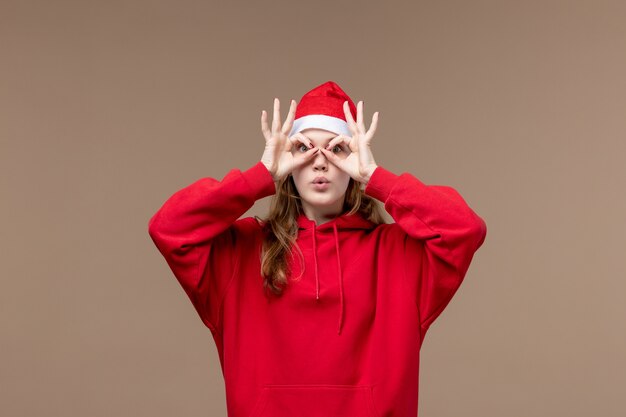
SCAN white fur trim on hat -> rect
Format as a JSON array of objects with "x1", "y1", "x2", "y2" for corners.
[{"x1": 289, "y1": 115, "x2": 351, "y2": 137}]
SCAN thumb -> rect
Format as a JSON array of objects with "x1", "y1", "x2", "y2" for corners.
[
  {"x1": 319, "y1": 147, "x2": 343, "y2": 168},
  {"x1": 293, "y1": 147, "x2": 320, "y2": 169}
]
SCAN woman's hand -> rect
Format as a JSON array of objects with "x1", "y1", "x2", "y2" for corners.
[
  {"x1": 260, "y1": 98, "x2": 320, "y2": 183},
  {"x1": 319, "y1": 100, "x2": 379, "y2": 185}
]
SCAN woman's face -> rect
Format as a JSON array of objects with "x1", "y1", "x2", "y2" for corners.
[{"x1": 290, "y1": 128, "x2": 352, "y2": 217}]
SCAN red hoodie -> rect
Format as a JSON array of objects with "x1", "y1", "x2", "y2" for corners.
[{"x1": 148, "y1": 160, "x2": 487, "y2": 417}]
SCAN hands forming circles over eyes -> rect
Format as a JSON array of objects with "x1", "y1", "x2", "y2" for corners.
[{"x1": 260, "y1": 98, "x2": 379, "y2": 185}]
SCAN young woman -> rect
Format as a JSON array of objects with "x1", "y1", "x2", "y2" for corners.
[{"x1": 148, "y1": 81, "x2": 487, "y2": 417}]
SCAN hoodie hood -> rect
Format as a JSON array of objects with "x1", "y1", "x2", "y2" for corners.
[{"x1": 296, "y1": 210, "x2": 376, "y2": 335}]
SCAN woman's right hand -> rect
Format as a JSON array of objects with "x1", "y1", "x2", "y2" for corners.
[{"x1": 260, "y1": 98, "x2": 321, "y2": 183}]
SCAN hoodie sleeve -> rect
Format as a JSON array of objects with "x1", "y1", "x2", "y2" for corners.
[
  {"x1": 147, "y1": 161, "x2": 276, "y2": 333},
  {"x1": 364, "y1": 165, "x2": 487, "y2": 336}
]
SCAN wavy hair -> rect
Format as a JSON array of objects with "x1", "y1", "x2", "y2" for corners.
[{"x1": 254, "y1": 174, "x2": 387, "y2": 297}]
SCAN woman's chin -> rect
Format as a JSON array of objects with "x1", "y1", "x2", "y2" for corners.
[{"x1": 303, "y1": 193, "x2": 341, "y2": 207}]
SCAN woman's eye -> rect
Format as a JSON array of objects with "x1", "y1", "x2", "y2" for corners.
[{"x1": 295, "y1": 143, "x2": 343, "y2": 153}]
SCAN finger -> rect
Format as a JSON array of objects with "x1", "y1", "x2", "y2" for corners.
[
  {"x1": 325, "y1": 134, "x2": 350, "y2": 151},
  {"x1": 272, "y1": 98, "x2": 281, "y2": 132},
  {"x1": 295, "y1": 147, "x2": 320, "y2": 167},
  {"x1": 319, "y1": 147, "x2": 343, "y2": 168},
  {"x1": 365, "y1": 112, "x2": 379, "y2": 141},
  {"x1": 291, "y1": 132, "x2": 314, "y2": 149},
  {"x1": 288, "y1": 134, "x2": 312, "y2": 153},
  {"x1": 334, "y1": 133, "x2": 357, "y2": 152},
  {"x1": 343, "y1": 101, "x2": 358, "y2": 136},
  {"x1": 281, "y1": 100, "x2": 297, "y2": 136},
  {"x1": 357, "y1": 101, "x2": 366, "y2": 133},
  {"x1": 261, "y1": 110, "x2": 271, "y2": 141}
]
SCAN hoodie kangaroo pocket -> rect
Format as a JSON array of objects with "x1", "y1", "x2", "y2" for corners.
[{"x1": 249, "y1": 384, "x2": 380, "y2": 417}]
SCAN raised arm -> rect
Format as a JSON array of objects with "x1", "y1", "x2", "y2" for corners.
[
  {"x1": 364, "y1": 166, "x2": 487, "y2": 336},
  {"x1": 147, "y1": 161, "x2": 276, "y2": 332}
]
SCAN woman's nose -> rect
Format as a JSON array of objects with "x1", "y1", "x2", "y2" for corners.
[{"x1": 312, "y1": 147, "x2": 329, "y2": 167}]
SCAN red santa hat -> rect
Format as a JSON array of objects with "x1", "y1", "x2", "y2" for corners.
[{"x1": 289, "y1": 81, "x2": 358, "y2": 137}]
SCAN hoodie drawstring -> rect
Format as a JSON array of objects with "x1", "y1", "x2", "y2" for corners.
[
  {"x1": 311, "y1": 226, "x2": 320, "y2": 300},
  {"x1": 309, "y1": 222, "x2": 345, "y2": 335},
  {"x1": 333, "y1": 223, "x2": 345, "y2": 335}
]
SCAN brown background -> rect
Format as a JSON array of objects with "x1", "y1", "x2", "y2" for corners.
[{"x1": 1, "y1": 0, "x2": 625, "y2": 416}]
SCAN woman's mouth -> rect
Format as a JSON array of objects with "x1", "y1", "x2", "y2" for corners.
[
  {"x1": 312, "y1": 177, "x2": 330, "y2": 191},
  {"x1": 312, "y1": 182, "x2": 330, "y2": 190}
]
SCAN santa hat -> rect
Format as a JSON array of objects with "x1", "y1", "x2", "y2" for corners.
[{"x1": 289, "y1": 81, "x2": 358, "y2": 137}]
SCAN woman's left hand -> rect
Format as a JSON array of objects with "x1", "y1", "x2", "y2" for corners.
[{"x1": 319, "y1": 100, "x2": 379, "y2": 185}]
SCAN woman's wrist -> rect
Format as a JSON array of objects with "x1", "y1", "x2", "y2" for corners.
[
  {"x1": 260, "y1": 161, "x2": 277, "y2": 181},
  {"x1": 361, "y1": 165, "x2": 379, "y2": 186}
]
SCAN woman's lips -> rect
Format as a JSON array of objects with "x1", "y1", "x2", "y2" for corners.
[{"x1": 312, "y1": 182, "x2": 330, "y2": 190}]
